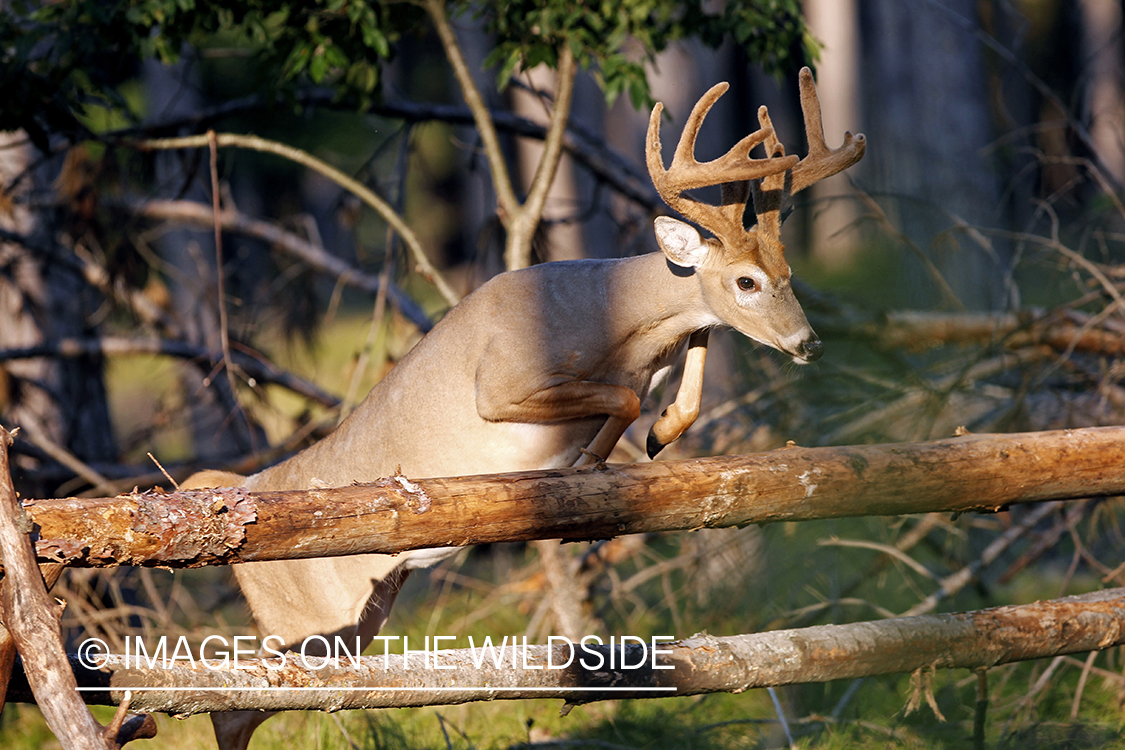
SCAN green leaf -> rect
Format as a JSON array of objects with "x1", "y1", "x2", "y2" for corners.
[
  {"x1": 324, "y1": 42, "x2": 348, "y2": 70},
  {"x1": 493, "y1": 47, "x2": 523, "y2": 90},
  {"x1": 309, "y1": 49, "x2": 329, "y2": 82},
  {"x1": 362, "y1": 26, "x2": 390, "y2": 59}
]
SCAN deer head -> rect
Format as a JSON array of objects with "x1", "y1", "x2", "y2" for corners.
[{"x1": 646, "y1": 67, "x2": 866, "y2": 364}]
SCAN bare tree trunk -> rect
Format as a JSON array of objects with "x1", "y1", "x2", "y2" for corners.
[
  {"x1": 512, "y1": 67, "x2": 587, "y2": 263},
  {"x1": 803, "y1": 0, "x2": 863, "y2": 269},
  {"x1": 0, "y1": 133, "x2": 115, "y2": 497},
  {"x1": 1080, "y1": 0, "x2": 1125, "y2": 185}
]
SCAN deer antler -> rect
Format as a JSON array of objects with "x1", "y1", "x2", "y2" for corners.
[
  {"x1": 752, "y1": 67, "x2": 867, "y2": 248},
  {"x1": 791, "y1": 67, "x2": 866, "y2": 194},
  {"x1": 648, "y1": 71, "x2": 866, "y2": 252},
  {"x1": 646, "y1": 83, "x2": 798, "y2": 244}
]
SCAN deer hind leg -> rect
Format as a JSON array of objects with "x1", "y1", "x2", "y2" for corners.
[
  {"x1": 646, "y1": 330, "x2": 709, "y2": 458},
  {"x1": 209, "y1": 565, "x2": 410, "y2": 750},
  {"x1": 207, "y1": 554, "x2": 407, "y2": 749},
  {"x1": 478, "y1": 378, "x2": 641, "y2": 467},
  {"x1": 355, "y1": 565, "x2": 411, "y2": 643},
  {"x1": 530, "y1": 381, "x2": 640, "y2": 466},
  {"x1": 211, "y1": 712, "x2": 275, "y2": 750}
]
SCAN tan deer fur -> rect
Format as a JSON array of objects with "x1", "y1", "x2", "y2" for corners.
[{"x1": 187, "y1": 67, "x2": 865, "y2": 749}]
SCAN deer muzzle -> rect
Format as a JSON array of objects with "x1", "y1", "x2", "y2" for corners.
[{"x1": 794, "y1": 337, "x2": 823, "y2": 364}]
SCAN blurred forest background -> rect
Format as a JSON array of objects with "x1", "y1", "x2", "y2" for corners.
[{"x1": 2, "y1": 0, "x2": 1125, "y2": 747}]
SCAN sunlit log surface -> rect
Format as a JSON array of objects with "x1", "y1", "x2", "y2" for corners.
[{"x1": 18, "y1": 426, "x2": 1125, "y2": 570}]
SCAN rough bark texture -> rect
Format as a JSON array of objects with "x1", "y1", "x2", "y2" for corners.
[
  {"x1": 0, "y1": 561, "x2": 62, "y2": 715},
  {"x1": 18, "y1": 426, "x2": 1125, "y2": 570},
  {"x1": 0, "y1": 428, "x2": 111, "y2": 749},
  {"x1": 9, "y1": 588, "x2": 1122, "y2": 714}
]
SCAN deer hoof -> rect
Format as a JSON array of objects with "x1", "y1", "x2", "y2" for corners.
[{"x1": 646, "y1": 429, "x2": 666, "y2": 459}]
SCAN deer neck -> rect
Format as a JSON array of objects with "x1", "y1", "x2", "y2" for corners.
[{"x1": 602, "y1": 252, "x2": 717, "y2": 371}]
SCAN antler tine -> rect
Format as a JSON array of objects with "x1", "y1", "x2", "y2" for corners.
[
  {"x1": 790, "y1": 66, "x2": 866, "y2": 194},
  {"x1": 755, "y1": 105, "x2": 786, "y2": 160},
  {"x1": 669, "y1": 83, "x2": 730, "y2": 176},
  {"x1": 647, "y1": 84, "x2": 798, "y2": 239},
  {"x1": 646, "y1": 101, "x2": 671, "y2": 185},
  {"x1": 751, "y1": 104, "x2": 789, "y2": 243},
  {"x1": 663, "y1": 84, "x2": 798, "y2": 192},
  {"x1": 647, "y1": 93, "x2": 737, "y2": 235}
]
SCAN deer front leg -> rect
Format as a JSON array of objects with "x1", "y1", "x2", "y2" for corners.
[{"x1": 647, "y1": 329, "x2": 709, "y2": 458}]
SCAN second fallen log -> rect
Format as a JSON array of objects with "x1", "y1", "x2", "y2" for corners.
[{"x1": 9, "y1": 588, "x2": 1124, "y2": 714}]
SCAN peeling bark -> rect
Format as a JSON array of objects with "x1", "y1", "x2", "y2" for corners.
[
  {"x1": 30, "y1": 487, "x2": 256, "y2": 568},
  {"x1": 8, "y1": 589, "x2": 1123, "y2": 714},
  {"x1": 16, "y1": 426, "x2": 1125, "y2": 570}
]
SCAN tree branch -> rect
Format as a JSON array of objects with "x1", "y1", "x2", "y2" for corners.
[
  {"x1": 899, "y1": 500, "x2": 1063, "y2": 617},
  {"x1": 507, "y1": 44, "x2": 578, "y2": 270},
  {"x1": 0, "y1": 227, "x2": 181, "y2": 337},
  {"x1": 0, "y1": 337, "x2": 340, "y2": 410},
  {"x1": 813, "y1": 308, "x2": 1125, "y2": 358},
  {"x1": 131, "y1": 133, "x2": 460, "y2": 308},
  {"x1": 0, "y1": 426, "x2": 121, "y2": 749},
  {"x1": 12, "y1": 413, "x2": 118, "y2": 497},
  {"x1": 423, "y1": 0, "x2": 520, "y2": 225},
  {"x1": 113, "y1": 93, "x2": 661, "y2": 213},
  {"x1": 123, "y1": 198, "x2": 432, "y2": 332}
]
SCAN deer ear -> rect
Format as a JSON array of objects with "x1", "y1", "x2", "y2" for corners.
[{"x1": 654, "y1": 217, "x2": 711, "y2": 268}]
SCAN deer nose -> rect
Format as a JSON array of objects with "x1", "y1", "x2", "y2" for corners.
[{"x1": 798, "y1": 338, "x2": 823, "y2": 362}]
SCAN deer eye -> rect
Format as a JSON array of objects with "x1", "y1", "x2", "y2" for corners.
[{"x1": 737, "y1": 277, "x2": 757, "y2": 292}]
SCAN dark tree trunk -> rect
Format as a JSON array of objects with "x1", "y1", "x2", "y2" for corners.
[
  {"x1": 0, "y1": 134, "x2": 115, "y2": 497},
  {"x1": 858, "y1": 0, "x2": 1010, "y2": 309}
]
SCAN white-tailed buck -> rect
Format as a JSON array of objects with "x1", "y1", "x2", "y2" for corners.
[{"x1": 185, "y1": 67, "x2": 864, "y2": 749}]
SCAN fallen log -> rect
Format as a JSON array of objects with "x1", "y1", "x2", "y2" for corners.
[
  {"x1": 7, "y1": 588, "x2": 1123, "y2": 714},
  {"x1": 815, "y1": 308, "x2": 1125, "y2": 358},
  {"x1": 19, "y1": 426, "x2": 1125, "y2": 571}
]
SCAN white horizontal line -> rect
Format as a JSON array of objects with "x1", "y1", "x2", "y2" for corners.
[{"x1": 76, "y1": 686, "x2": 676, "y2": 693}]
